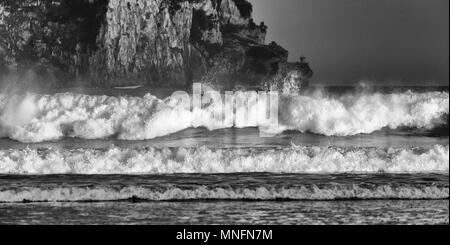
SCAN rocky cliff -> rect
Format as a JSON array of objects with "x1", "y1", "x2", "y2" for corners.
[{"x1": 0, "y1": 0, "x2": 312, "y2": 90}]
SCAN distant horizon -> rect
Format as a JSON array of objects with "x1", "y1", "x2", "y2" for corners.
[{"x1": 249, "y1": 0, "x2": 449, "y2": 86}]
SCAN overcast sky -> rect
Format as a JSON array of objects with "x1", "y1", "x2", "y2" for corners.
[{"x1": 249, "y1": 0, "x2": 449, "y2": 86}]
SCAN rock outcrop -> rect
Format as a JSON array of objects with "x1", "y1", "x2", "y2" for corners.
[{"x1": 0, "y1": 0, "x2": 312, "y2": 90}]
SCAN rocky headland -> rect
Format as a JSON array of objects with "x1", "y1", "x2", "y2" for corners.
[{"x1": 0, "y1": 0, "x2": 312, "y2": 91}]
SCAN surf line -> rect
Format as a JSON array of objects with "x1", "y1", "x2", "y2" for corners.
[{"x1": 170, "y1": 83, "x2": 280, "y2": 132}]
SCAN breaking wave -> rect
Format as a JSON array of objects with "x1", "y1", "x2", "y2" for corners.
[
  {"x1": 0, "y1": 145, "x2": 447, "y2": 175},
  {"x1": 0, "y1": 184, "x2": 447, "y2": 203},
  {"x1": 0, "y1": 90, "x2": 448, "y2": 143}
]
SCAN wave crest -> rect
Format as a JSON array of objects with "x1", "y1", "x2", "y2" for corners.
[{"x1": 0, "y1": 90, "x2": 448, "y2": 142}]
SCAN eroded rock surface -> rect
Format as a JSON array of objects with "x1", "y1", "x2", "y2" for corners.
[{"x1": 0, "y1": 0, "x2": 312, "y2": 90}]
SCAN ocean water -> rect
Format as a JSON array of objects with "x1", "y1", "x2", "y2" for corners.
[{"x1": 0, "y1": 86, "x2": 448, "y2": 225}]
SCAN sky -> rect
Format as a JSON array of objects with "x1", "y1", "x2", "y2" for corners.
[{"x1": 249, "y1": 0, "x2": 449, "y2": 86}]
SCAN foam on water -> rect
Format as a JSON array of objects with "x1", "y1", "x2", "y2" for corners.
[
  {"x1": 0, "y1": 184, "x2": 447, "y2": 203},
  {"x1": 0, "y1": 90, "x2": 448, "y2": 143},
  {"x1": 0, "y1": 145, "x2": 447, "y2": 174}
]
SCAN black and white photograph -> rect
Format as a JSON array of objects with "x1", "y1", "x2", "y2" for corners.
[{"x1": 0, "y1": 0, "x2": 448, "y2": 230}]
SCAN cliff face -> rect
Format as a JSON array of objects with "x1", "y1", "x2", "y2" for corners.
[{"x1": 0, "y1": 0, "x2": 312, "y2": 89}]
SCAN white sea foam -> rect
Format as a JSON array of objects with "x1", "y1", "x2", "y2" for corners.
[
  {"x1": 0, "y1": 145, "x2": 447, "y2": 175},
  {"x1": 277, "y1": 91, "x2": 449, "y2": 136},
  {"x1": 0, "y1": 185, "x2": 447, "y2": 202},
  {"x1": 0, "y1": 90, "x2": 448, "y2": 142}
]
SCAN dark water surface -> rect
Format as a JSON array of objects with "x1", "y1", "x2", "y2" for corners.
[{"x1": 0, "y1": 200, "x2": 447, "y2": 225}]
